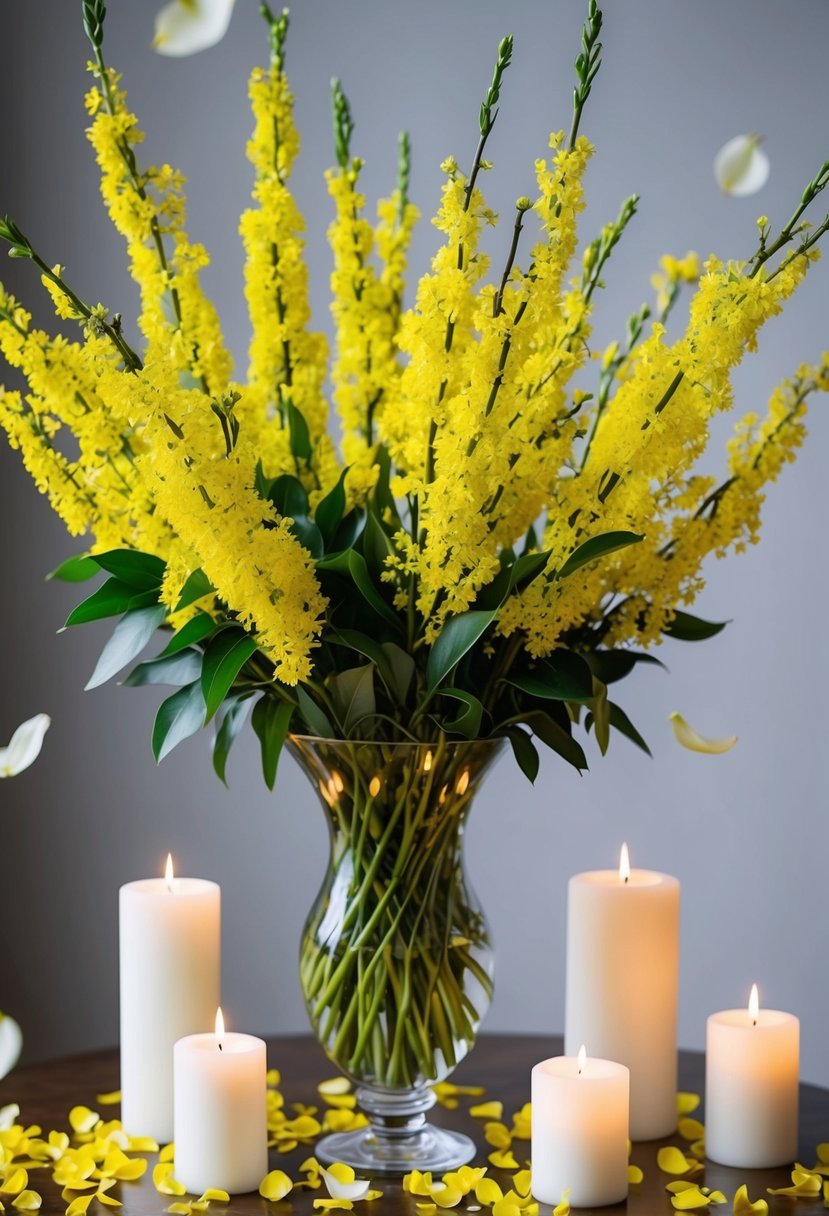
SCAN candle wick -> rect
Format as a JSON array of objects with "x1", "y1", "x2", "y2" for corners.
[
  {"x1": 218, "y1": 1042, "x2": 223, "y2": 1052},
  {"x1": 623, "y1": 875, "x2": 629, "y2": 884}
]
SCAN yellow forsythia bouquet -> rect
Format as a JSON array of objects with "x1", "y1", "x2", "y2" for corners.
[{"x1": 1, "y1": 0, "x2": 828, "y2": 786}]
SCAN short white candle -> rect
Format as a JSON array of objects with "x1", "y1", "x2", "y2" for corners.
[
  {"x1": 705, "y1": 984, "x2": 799, "y2": 1168},
  {"x1": 531, "y1": 1047, "x2": 629, "y2": 1208},
  {"x1": 564, "y1": 844, "x2": 680, "y2": 1139},
  {"x1": 119, "y1": 855, "x2": 220, "y2": 1141},
  {"x1": 174, "y1": 1008, "x2": 268, "y2": 1195}
]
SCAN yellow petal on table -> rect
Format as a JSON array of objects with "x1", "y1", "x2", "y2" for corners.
[
  {"x1": 670, "y1": 1186, "x2": 710, "y2": 1210},
  {"x1": 824, "y1": 1179, "x2": 829, "y2": 1205},
  {"x1": 669, "y1": 713, "x2": 737, "y2": 755},
  {"x1": 10, "y1": 1194, "x2": 40, "y2": 1213},
  {"x1": 320, "y1": 1165, "x2": 370, "y2": 1202},
  {"x1": 689, "y1": 1139, "x2": 706, "y2": 1161},
  {"x1": 0, "y1": 714, "x2": 50, "y2": 779},
  {"x1": 678, "y1": 1118, "x2": 705, "y2": 1141},
  {"x1": 475, "y1": 1178, "x2": 503, "y2": 1205},
  {"x1": 259, "y1": 1170, "x2": 293, "y2": 1202},
  {"x1": 165, "y1": 1206, "x2": 192, "y2": 1215},
  {"x1": 484, "y1": 1123, "x2": 512, "y2": 1150},
  {"x1": 273, "y1": 1139, "x2": 298, "y2": 1154},
  {"x1": 0, "y1": 1170, "x2": 28, "y2": 1196},
  {"x1": 732, "y1": 1184, "x2": 768, "y2": 1215},
  {"x1": 707, "y1": 1191, "x2": 727, "y2": 1205},
  {"x1": 713, "y1": 134, "x2": 770, "y2": 197},
  {"x1": 94, "y1": 1093, "x2": 121, "y2": 1108},
  {"x1": 470, "y1": 1102, "x2": 503, "y2": 1121},
  {"x1": 553, "y1": 1191, "x2": 571, "y2": 1216},
  {"x1": 442, "y1": 1168, "x2": 486, "y2": 1196},
  {"x1": 68, "y1": 1109, "x2": 99, "y2": 1137},
  {"x1": 152, "y1": 1164, "x2": 187, "y2": 1197},
  {"x1": 513, "y1": 1170, "x2": 532, "y2": 1198},
  {"x1": 491, "y1": 1197, "x2": 522, "y2": 1216},
  {"x1": 658, "y1": 1147, "x2": 694, "y2": 1175},
  {"x1": 415, "y1": 1207, "x2": 437, "y2": 1216},
  {"x1": 488, "y1": 1151, "x2": 519, "y2": 1171},
  {"x1": 65, "y1": 1197, "x2": 94, "y2": 1216},
  {"x1": 312, "y1": 1201, "x2": 354, "y2": 1213},
  {"x1": 318, "y1": 1078, "x2": 352, "y2": 1098},
  {"x1": 323, "y1": 1110, "x2": 368, "y2": 1134},
  {"x1": 363, "y1": 1190, "x2": 383, "y2": 1202},
  {"x1": 321, "y1": 1094, "x2": 357, "y2": 1111},
  {"x1": 199, "y1": 1190, "x2": 229, "y2": 1202},
  {"x1": 153, "y1": 0, "x2": 235, "y2": 56},
  {"x1": 427, "y1": 1183, "x2": 463, "y2": 1209},
  {"x1": 767, "y1": 1167, "x2": 821, "y2": 1197},
  {"x1": 628, "y1": 1165, "x2": 644, "y2": 1184},
  {"x1": 677, "y1": 1093, "x2": 701, "y2": 1115},
  {"x1": 404, "y1": 1171, "x2": 433, "y2": 1197},
  {"x1": 101, "y1": 1149, "x2": 147, "y2": 1181},
  {"x1": 818, "y1": 1144, "x2": 829, "y2": 1164}
]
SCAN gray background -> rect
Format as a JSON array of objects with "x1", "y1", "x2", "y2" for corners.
[{"x1": 1, "y1": 0, "x2": 828, "y2": 1085}]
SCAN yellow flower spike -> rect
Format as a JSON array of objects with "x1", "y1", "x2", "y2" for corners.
[
  {"x1": 767, "y1": 1167, "x2": 821, "y2": 1197},
  {"x1": 475, "y1": 1178, "x2": 503, "y2": 1206},
  {"x1": 671, "y1": 1186, "x2": 711, "y2": 1210},
  {"x1": 732, "y1": 1183, "x2": 768, "y2": 1215},
  {"x1": 153, "y1": 1164, "x2": 187, "y2": 1197},
  {"x1": 678, "y1": 1118, "x2": 705, "y2": 1141},
  {"x1": 628, "y1": 1165, "x2": 644, "y2": 1184},
  {"x1": 94, "y1": 1094, "x2": 121, "y2": 1108},
  {"x1": 159, "y1": 1145, "x2": 175, "y2": 1164},
  {"x1": 553, "y1": 1191, "x2": 571, "y2": 1216},
  {"x1": 10, "y1": 1194, "x2": 40, "y2": 1213},
  {"x1": 658, "y1": 1147, "x2": 694, "y2": 1175},
  {"x1": 677, "y1": 1093, "x2": 701, "y2": 1115},
  {"x1": 0, "y1": 1170, "x2": 28, "y2": 1196},
  {"x1": 484, "y1": 1123, "x2": 512, "y2": 1150},
  {"x1": 669, "y1": 712, "x2": 737, "y2": 755},
  {"x1": 470, "y1": 1102, "x2": 503, "y2": 1121},
  {"x1": 488, "y1": 1151, "x2": 519, "y2": 1171},
  {"x1": 258, "y1": 1170, "x2": 293, "y2": 1201},
  {"x1": 68, "y1": 1110, "x2": 99, "y2": 1137}
]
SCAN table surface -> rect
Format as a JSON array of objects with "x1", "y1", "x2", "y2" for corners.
[{"x1": 1, "y1": 1034, "x2": 827, "y2": 1215}]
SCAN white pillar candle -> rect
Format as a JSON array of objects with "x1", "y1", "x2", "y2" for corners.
[
  {"x1": 705, "y1": 984, "x2": 799, "y2": 1168},
  {"x1": 564, "y1": 844, "x2": 680, "y2": 1140},
  {"x1": 531, "y1": 1047, "x2": 629, "y2": 1208},
  {"x1": 174, "y1": 1009, "x2": 268, "y2": 1195},
  {"x1": 119, "y1": 855, "x2": 220, "y2": 1142}
]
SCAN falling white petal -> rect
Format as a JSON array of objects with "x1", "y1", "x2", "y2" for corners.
[
  {"x1": 0, "y1": 1014, "x2": 23, "y2": 1081},
  {"x1": 0, "y1": 713, "x2": 50, "y2": 777},
  {"x1": 320, "y1": 1167, "x2": 371, "y2": 1202},
  {"x1": 714, "y1": 135, "x2": 770, "y2": 197},
  {"x1": 669, "y1": 712, "x2": 737, "y2": 755},
  {"x1": 153, "y1": 0, "x2": 236, "y2": 57}
]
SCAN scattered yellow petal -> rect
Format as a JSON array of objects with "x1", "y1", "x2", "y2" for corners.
[
  {"x1": 689, "y1": 1139, "x2": 706, "y2": 1161},
  {"x1": 824, "y1": 1179, "x2": 828, "y2": 1206},
  {"x1": 318, "y1": 1078, "x2": 351, "y2": 1097},
  {"x1": 484, "y1": 1123, "x2": 512, "y2": 1150},
  {"x1": 200, "y1": 1190, "x2": 229, "y2": 1202},
  {"x1": 658, "y1": 1146, "x2": 694, "y2": 1175},
  {"x1": 415, "y1": 1207, "x2": 437, "y2": 1215},
  {"x1": 708, "y1": 1192, "x2": 727, "y2": 1205},
  {"x1": 404, "y1": 1172, "x2": 434, "y2": 1197},
  {"x1": 11, "y1": 1194, "x2": 40, "y2": 1213},
  {"x1": 68, "y1": 1110, "x2": 99, "y2": 1136},
  {"x1": 127, "y1": 1136, "x2": 158, "y2": 1153},
  {"x1": 427, "y1": 1183, "x2": 463, "y2": 1209},
  {"x1": 95, "y1": 1093, "x2": 121, "y2": 1107},
  {"x1": 818, "y1": 1144, "x2": 829, "y2": 1164},
  {"x1": 64, "y1": 1197, "x2": 94, "y2": 1216},
  {"x1": 669, "y1": 712, "x2": 737, "y2": 755},
  {"x1": 488, "y1": 1151, "x2": 519, "y2": 1171},
  {"x1": 553, "y1": 1192, "x2": 571, "y2": 1216},
  {"x1": 312, "y1": 1201, "x2": 353, "y2": 1212},
  {"x1": 475, "y1": 1179, "x2": 503, "y2": 1205},
  {"x1": 677, "y1": 1093, "x2": 701, "y2": 1115},
  {"x1": 678, "y1": 1118, "x2": 705, "y2": 1141},
  {"x1": 513, "y1": 1170, "x2": 531, "y2": 1197},
  {"x1": 671, "y1": 1186, "x2": 710, "y2": 1210},
  {"x1": 470, "y1": 1102, "x2": 503, "y2": 1121},
  {"x1": 628, "y1": 1165, "x2": 644, "y2": 1184},
  {"x1": 159, "y1": 1144, "x2": 175, "y2": 1163},
  {"x1": 153, "y1": 1164, "x2": 186, "y2": 1197},
  {"x1": 166, "y1": 1206, "x2": 191, "y2": 1215},
  {"x1": 0, "y1": 1171, "x2": 27, "y2": 1197},
  {"x1": 767, "y1": 1167, "x2": 821, "y2": 1197},
  {"x1": 510, "y1": 1105, "x2": 532, "y2": 1141},
  {"x1": 732, "y1": 1184, "x2": 768, "y2": 1215},
  {"x1": 266, "y1": 1069, "x2": 281, "y2": 1088},
  {"x1": 259, "y1": 1170, "x2": 293, "y2": 1201},
  {"x1": 363, "y1": 1190, "x2": 382, "y2": 1202}
]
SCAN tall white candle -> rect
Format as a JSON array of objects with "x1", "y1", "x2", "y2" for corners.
[
  {"x1": 564, "y1": 844, "x2": 680, "y2": 1140},
  {"x1": 174, "y1": 1008, "x2": 268, "y2": 1195},
  {"x1": 531, "y1": 1047, "x2": 629, "y2": 1208},
  {"x1": 706, "y1": 984, "x2": 799, "y2": 1168},
  {"x1": 119, "y1": 855, "x2": 220, "y2": 1141}
]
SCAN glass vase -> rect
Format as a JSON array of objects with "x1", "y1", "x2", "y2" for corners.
[{"x1": 289, "y1": 735, "x2": 504, "y2": 1175}]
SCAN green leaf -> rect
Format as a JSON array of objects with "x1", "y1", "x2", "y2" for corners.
[
  {"x1": 523, "y1": 709, "x2": 588, "y2": 772},
  {"x1": 174, "y1": 569, "x2": 214, "y2": 612},
  {"x1": 380, "y1": 642, "x2": 415, "y2": 705},
  {"x1": 64, "y1": 578, "x2": 159, "y2": 627},
  {"x1": 505, "y1": 725, "x2": 539, "y2": 784},
  {"x1": 440, "y1": 688, "x2": 483, "y2": 738},
  {"x1": 426, "y1": 609, "x2": 497, "y2": 691},
  {"x1": 152, "y1": 681, "x2": 206, "y2": 762},
  {"x1": 317, "y1": 549, "x2": 400, "y2": 629},
  {"x1": 371, "y1": 443, "x2": 398, "y2": 523},
  {"x1": 363, "y1": 508, "x2": 394, "y2": 579},
  {"x1": 329, "y1": 664, "x2": 376, "y2": 736},
  {"x1": 286, "y1": 399, "x2": 312, "y2": 461},
  {"x1": 331, "y1": 509, "x2": 366, "y2": 553},
  {"x1": 591, "y1": 675, "x2": 610, "y2": 756},
  {"x1": 289, "y1": 515, "x2": 325, "y2": 559},
  {"x1": 296, "y1": 686, "x2": 335, "y2": 738},
  {"x1": 506, "y1": 650, "x2": 594, "y2": 703},
  {"x1": 267, "y1": 473, "x2": 309, "y2": 518},
  {"x1": 507, "y1": 549, "x2": 551, "y2": 595},
  {"x1": 85, "y1": 604, "x2": 167, "y2": 690},
  {"x1": 159, "y1": 611, "x2": 217, "y2": 657},
  {"x1": 91, "y1": 549, "x2": 166, "y2": 589},
  {"x1": 608, "y1": 702, "x2": 651, "y2": 756},
  {"x1": 125, "y1": 648, "x2": 203, "y2": 687},
  {"x1": 315, "y1": 468, "x2": 347, "y2": 548},
  {"x1": 201, "y1": 628, "x2": 259, "y2": 723},
  {"x1": 331, "y1": 629, "x2": 394, "y2": 688},
  {"x1": 48, "y1": 553, "x2": 99, "y2": 583},
  {"x1": 663, "y1": 610, "x2": 728, "y2": 642},
  {"x1": 557, "y1": 531, "x2": 643, "y2": 580},
  {"x1": 585, "y1": 649, "x2": 666, "y2": 685},
  {"x1": 212, "y1": 696, "x2": 254, "y2": 786},
  {"x1": 251, "y1": 697, "x2": 293, "y2": 791}
]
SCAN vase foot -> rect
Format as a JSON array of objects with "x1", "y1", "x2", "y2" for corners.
[{"x1": 315, "y1": 1124, "x2": 476, "y2": 1176}]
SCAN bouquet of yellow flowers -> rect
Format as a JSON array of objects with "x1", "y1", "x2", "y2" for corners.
[{"x1": 1, "y1": 0, "x2": 827, "y2": 789}]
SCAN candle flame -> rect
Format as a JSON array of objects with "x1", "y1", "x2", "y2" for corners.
[
  {"x1": 456, "y1": 769, "x2": 470, "y2": 795},
  {"x1": 369, "y1": 775, "x2": 381, "y2": 797},
  {"x1": 748, "y1": 983, "x2": 759, "y2": 1026},
  {"x1": 423, "y1": 750, "x2": 433, "y2": 773},
  {"x1": 578, "y1": 1044, "x2": 587, "y2": 1075},
  {"x1": 215, "y1": 1006, "x2": 225, "y2": 1050},
  {"x1": 619, "y1": 842, "x2": 631, "y2": 884},
  {"x1": 165, "y1": 853, "x2": 174, "y2": 893}
]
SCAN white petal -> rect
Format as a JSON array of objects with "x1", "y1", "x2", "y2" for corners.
[
  {"x1": 154, "y1": 0, "x2": 236, "y2": 56},
  {"x1": 714, "y1": 135, "x2": 770, "y2": 197},
  {"x1": 669, "y1": 712, "x2": 737, "y2": 755},
  {"x1": 320, "y1": 1167, "x2": 371, "y2": 1202},
  {"x1": 0, "y1": 1103, "x2": 20, "y2": 1130},
  {"x1": 0, "y1": 714, "x2": 50, "y2": 777},
  {"x1": 0, "y1": 1014, "x2": 23, "y2": 1081}
]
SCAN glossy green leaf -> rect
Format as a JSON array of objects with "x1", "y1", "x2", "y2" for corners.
[
  {"x1": 201, "y1": 629, "x2": 258, "y2": 723},
  {"x1": 159, "y1": 611, "x2": 217, "y2": 657},
  {"x1": 125, "y1": 648, "x2": 204, "y2": 687},
  {"x1": 505, "y1": 725, "x2": 539, "y2": 784},
  {"x1": 174, "y1": 568, "x2": 214, "y2": 612},
  {"x1": 591, "y1": 675, "x2": 610, "y2": 755},
  {"x1": 85, "y1": 604, "x2": 167, "y2": 690},
  {"x1": 506, "y1": 650, "x2": 594, "y2": 702},
  {"x1": 330, "y1": 664, "x2": 376, "y2": 736},
  {"x1": 48, "y1": 553, "x2": 99, "y2": 582},
  {"x1": 331, "y1": 508, "x2": 366, "y2": 553},
  {"x1": 297, "y1": 686, "x2": 335, "y2": 738},
  {"x1": 64, "y1": 578, "x2": 159, "y2": 627},
  {"x1": 663, "y1": 609, "x2": 728, "y2": 641},
  {"x1": 91, "y1": 549, "x2": 166, "y2": 589},
  {"x1": 286, "y1": 400, "x2": 312, "y2": 461},
  {"x1": 440, "y1": 688, "x2": 483, "y2": 738},
  {"x1": 268, "y1": 473, "x2": 309, "y2": 519},
  {"x1": 585, "y1": 649, "x2": 666, "y2": 684},
  {"x1": 251, "y1": 697, "x2": 293, "y2": 791},
  {"x1": 289, "y1": 515, "x2": 325, "y2": 559},
  {"x1": 317, "y1": 549, "x2": 400, "y2": 628},
  {"x1": 608, "y1": 701, "x2": 651, "y2": 756},
  {"x1": 315, "y1": 468, "x2": 347, "y2": 548},
  {"x1": 152, "y1": 681, "x2": 206, "y2": 762},
  {"x1": 557, "y1": 531, "x2": 643, "y2": 580},
  {"x1": 380, "y1": 642, "x2": 415, "y2": 705},
  {"x1": 523, "y1": 709, "x2": 588, "y2": 772},
  {"x1": 363, "y1": 508, "x2": 394, "y2": 578},
  {"x1": 212, "y1": 696, "x2": 254, "y2": 785},
  {"x1": 426, "y1": 609, "x2": 497, "y2": 691}
]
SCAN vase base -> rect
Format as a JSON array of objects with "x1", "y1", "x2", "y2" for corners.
[{"x1": 315, "y1": 1124, "x2": 476, "y2": 1176}]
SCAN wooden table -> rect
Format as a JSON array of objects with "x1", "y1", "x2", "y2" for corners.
[{"x1": 1, "y1": 1035, "x2": 827, "y2": 1214}]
